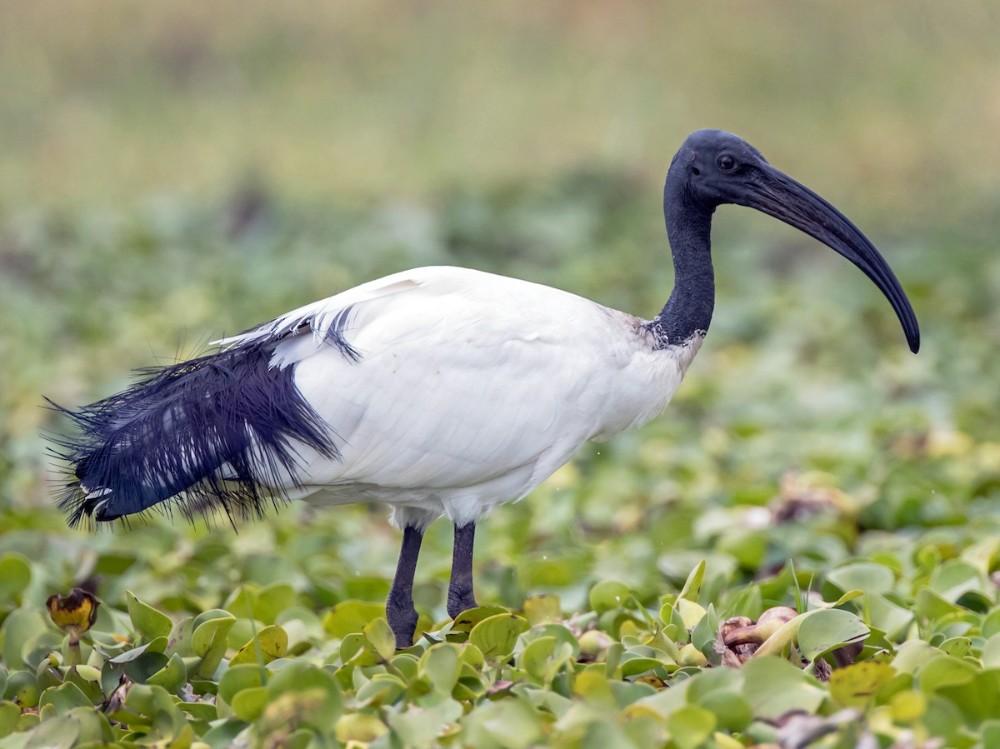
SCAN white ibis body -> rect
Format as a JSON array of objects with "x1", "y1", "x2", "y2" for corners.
[{"x1": 53, "y1": 130, "x2": 920, "y2": 648}]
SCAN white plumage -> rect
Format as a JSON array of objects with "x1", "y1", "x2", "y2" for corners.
[{"x1": 218, "y1": 266, "x2": 702, "y2": 530}]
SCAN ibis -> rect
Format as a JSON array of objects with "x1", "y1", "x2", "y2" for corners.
[{"x1": 52, "y1": 130, "x2": 920, "y2": 648}]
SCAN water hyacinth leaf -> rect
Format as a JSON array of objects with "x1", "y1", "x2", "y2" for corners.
[
  {"x1": 829, "y1": 661, "x2": 895, "y2": 708},
  {"x1": 229, "y1": 625, "x2": 289, "y2": 665},
  {"x1": 934, "y1": 671, "x2": 1000, "y2": 724},
  {"x1": 219, "y1": 663, "x2": 266, "y2": 704},
  {"x1": 356, "y1": 674, "x2": 407, "y2": 707},
  {"x1": 226, "y1": 583, "x2": 298, "y2": 625},
  {"x1": 697, "y1": 692, "x2": 752, "y2": 732},
  {"x1": 323, "y1": 600, "x2": 386, "y2": 639},
  {"x1": 451, "y1": 606, "x2": 514, "y2": 635},
  {"x1": 461, "y1": 695, "x2": 543, "y2": 749},
  {"x1": 741, "y1": 657, "x2": 825, "y2": 719},
  {"x1": 608, "y1": 679, "x2": 656, "y2": 708},
  {"x1": 523, "y1": 594, "x2": 561, "y2": 626},
  {"x1": 362, "y1": 617, "x2": 396, "y2": 661},
  {"x1": 17, "y1": 714, "x2": 79, "y2": 749},
  {"x1": 191, "y1": 614, "x2": 236, "y2": 657},
  {"x1": 892, "y1": 640, "x2": 941, "y2": 674},
  {"x1": 2, "y1": 610, "x2": 48, "y2": 670},
  {"x1": 2, "y1": 681, "x2": 35, "y2": 718},
  {"x1": 915, "y1": 654, "x2": 978, "y2": 692},
  {"x1": 115, "y1": 683, "x2": 187, "y2": 735},
  {"x1": 865, "y1": 592, "x2": 915, "y2": 640},
  {"x1": 823, "y1": 562, "x2": 895, "y2": 597},
  {"x1": 230, "y1": 685, "x2": 269, "y2": 722},
  {"x1": 520, "y1": 636, "x2": 574, "y2": 685},
  {"x1": 678, "y1": 560, "x2": 707, "y2": 601},
  {"x1": 619, "y1": 654, "x2": 668, "y2": 677},
  {"x1": 223, "y1": 586, "x2": 258, "y2": 620},
  {"x1": 339, "y1": 632, "x2": 380, "y2": 670},
  {"x1": 124, "y1": 650, "x2": 171, "y2": 684},
  {"x1": 265, "y1": 662, "x2": 343, "y2": 721},
  {"x1": 336, "y1": 713, "x2": 389, "y2": 744},
  {"x1": 796, "y1": 609, "x2": 869, "y2": 661},
  {"x1": 253, "y1": 583, "x2": 299, "y2": 625},
  {"x1": 421, "y1": 644, "x2": 461, "y2": 694},
  {"x1": 982, "y1": 633, "x2": 1000, "y2": 669},
  {"x1": 0, "y1": 702, "x2": 19, "y2": 738},
  {"x1": 929, "y1": 560, "x2": 987, "y2": 602},
  {"x1": 915, "y1": 588, "x2": 964, "y2": 621},
  {"x1": 125, "y1": 591, "x2": 173, "y2": 642},
  {"x1": 589, "y1": 581, "x2": 631, "y2": 613},
  {"x1": 146, "y1": 652, "x2": 187, "y2": 693},
  {"x1": 666, "y1": 705, "x2": 716, "y2": 749},
  {"x1": 690, "y1": 604, "x2": 719, "y2": 654},
  {"x1": 388, "y1": 694, "x2": 463, "y2": 747},
  {"x1": 201, "y1": 719, "x2": 248, "y2": 748},
  {"x1": 469, "y1": 614, "x2": 529, "y2": 660},
  {"x1": 982, "y1": 608, "x2": 1000, "y2": 639},
  {"x1": 37, "y1": 682, "x2": 91, "y2": 713},
  {"x1": 889, "y1": 690, "x2": 927, "y2": 723},
  {"x1": 0, "y1": 555, "x2": 31, "y2": 605}
]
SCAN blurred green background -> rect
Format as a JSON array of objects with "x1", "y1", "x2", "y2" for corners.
[{"x1": 1, "y1": 1, "x2": 999, "y2": 610}]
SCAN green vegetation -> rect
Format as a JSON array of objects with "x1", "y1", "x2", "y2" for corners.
[{"x1": 2, "y1": 3, "x2": 999, "y2": 747}]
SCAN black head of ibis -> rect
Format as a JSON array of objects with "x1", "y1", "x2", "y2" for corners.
[{"x1": 658, "y1": 129, "x2": 920, "y2": 353}]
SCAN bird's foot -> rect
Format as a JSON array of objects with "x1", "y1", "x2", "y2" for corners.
[
  {"x1": 386, "y1": 595, "x2": 418, "y2": 650},
  {"x1": 447, "y1": 589, "x2": 478, "y2": 621}
]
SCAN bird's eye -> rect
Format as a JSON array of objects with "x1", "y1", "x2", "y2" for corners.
[{"x1": 717, "y1": 154, "x2": 737, "y2": 172}]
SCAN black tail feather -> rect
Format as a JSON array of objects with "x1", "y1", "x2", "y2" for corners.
[{"x1": 48, "y1": 343, "x2": 338, "y2": 527}]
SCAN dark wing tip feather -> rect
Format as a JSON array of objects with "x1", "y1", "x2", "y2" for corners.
[{"x1": 46, "y1": 341, "x2": 343, "y2": 530}]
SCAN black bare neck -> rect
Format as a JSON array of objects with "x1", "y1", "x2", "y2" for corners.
[{"x1": 646, "y1": 172, "x2": 716, "y2": 347}]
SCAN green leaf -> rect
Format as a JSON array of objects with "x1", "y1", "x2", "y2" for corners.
[
  {"x1": 266, "y1": 662, "x2": 342, "y2": 716},
  {"x1": 125, "y1": 590, "x2": 173, "y2": 642},
  {"x1": 523, "y1": 594, "x2": 561, "y2": 626},
  {"x1": 741, "y1": 656, "x2": 825, "y2": 719},
  {"x1": 38, "y1": 681, "x2": 91, "y2": 712},
  {"x1": 1, "y1": 609, "x2": 48, "y2": 670},
  {"x1": 21, "y1": 715, "x2": 78, "y2": 749},
  {"x1": 519, "y1": 636, "x2": 571, "y2": 685},
  {"x1": 468, "y1": 613, "x2": 528, "y2": 660},
  {"x1": 219, "y1": 663, "x2": 266, "y2": 704},
  {"x1": 824, "y1": 562, "x2": 895, "y2": 596},
  {"x1": 363, "y1": 617, "x2": 396, "y2": 661},
  {"x1": 146, "y1": 652, "x2": 187, "y2": 693},
  {"x1": 916, "y1": 654, "x2": 978, "y2": 693},
  {"x1": 125, "y1": 650, "x2": 171, "y2": 684},
  {"x1": 0, "y1": 555, "x2": 31, "y2": 605},
  {"x1": 229, "y1": 625, "x2": 289, "y2": 665},
  {"x1": 666, "y1": 705, "x2": 716, "y2": 749},
  {"x1": 191, "y1": 611, "x2": 237, "y2": 656},
  {"x1": 231, "y1": 685, "x2": 269, "y2": 721},
  {"x1": 796, "y1": 609, "x2": 869, "y2": 661},
  {"x1": 830, "y1": 661, "x2": 895, "y2": 708},
  {"x1": 589, "y1": 580, "x2": 631, "y2": 613},
  {"x1": 322, "y1": 600, "x2": 385, "y2": 638},
  {"x1": 450, "y1": 606, "x2": 512, "y2": 634},
  {"x1": 388, "y1": 694, "x2": 463, "y2": 747},
  {"x1": 678, "y1": 559, "x2": 707, "y2": 601},
  {"x1": 461, "y1": 696, "x2": 544, "y2": 749},
  {"x1": 421, "y1": 643, "x2": 461, "y2": 693},
  {"x1": 335, "y1": 713, "x2": 389, "y2": 744}
]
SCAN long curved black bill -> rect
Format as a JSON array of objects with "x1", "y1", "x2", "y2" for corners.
[{"x1": 741, "y1": 165, "x2": 920, "y2": 353}]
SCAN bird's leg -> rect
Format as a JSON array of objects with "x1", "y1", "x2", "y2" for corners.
[
  {"x1": 447, "y1": 522, "x2": 478, "y2": 619},
  {"x1": 386, "y1": 525, "x2": 424, "y2": 649}
]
